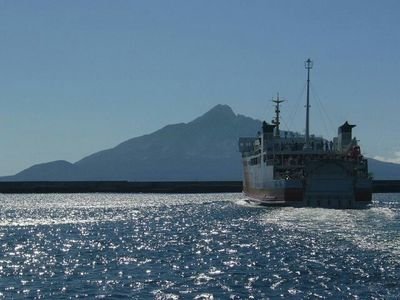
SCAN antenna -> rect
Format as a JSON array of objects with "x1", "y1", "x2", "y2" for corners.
[
  {"x1": 304, "y1": 58, "x2": 313, "y2": 149},
  {"x1": 272, "y1": 93, "x2": 285, "y2": 137}
]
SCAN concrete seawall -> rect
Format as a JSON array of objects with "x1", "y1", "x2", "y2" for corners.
[
  {"x1": 0, "y1": 181, "x2": 243, "y2": 194},
  {"x1": 0, "y1": 180, "x2": 398, "y2": 194},
  {"x1": 371, "y1": 180, "x2": 400, "y2": 193}
]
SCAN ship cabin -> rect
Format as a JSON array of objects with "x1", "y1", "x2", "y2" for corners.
[{"x1": 238, "y1": 121, "x2": 369, "y2": 181}]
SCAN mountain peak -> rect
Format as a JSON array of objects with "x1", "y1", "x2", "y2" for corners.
[
  {"x1": 193, "y1": 104, "x2": 236, "y2": 124},
  {"x1": 209, "y1": 104, "x2": 235, "y2": 114}
]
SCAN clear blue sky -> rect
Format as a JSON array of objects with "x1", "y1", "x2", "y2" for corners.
[{"x1": 1, "y1": 0, "x2": 399, "y2": 175}]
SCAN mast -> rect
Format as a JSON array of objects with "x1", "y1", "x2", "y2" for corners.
[
  {"x1": 304, "y1": 58, "x2": 313, "y2": 149},
  {"x1": 272, "y1": 93, "x2": 284, "y2": 137}
]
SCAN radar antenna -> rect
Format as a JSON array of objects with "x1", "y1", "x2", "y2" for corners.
[{"x1": 272, "y1": 93, "x2": 285, "y2": 137}]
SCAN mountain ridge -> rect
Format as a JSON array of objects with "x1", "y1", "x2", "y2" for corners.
[{"x1": 1, "y1": 105, "x2": 399, "y2": 181}]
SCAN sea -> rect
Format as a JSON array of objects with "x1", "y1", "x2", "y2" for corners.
[{"x1": 0, "y1": 193, "x2": 399, "y2": 299}]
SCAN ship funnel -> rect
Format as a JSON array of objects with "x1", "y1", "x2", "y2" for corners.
[
  {"x1": 262, "y1": 121, "x2": 275, "y2": 141},
  {"x1": 338, "y1": 121, "x2": 356, "y2": 151}
]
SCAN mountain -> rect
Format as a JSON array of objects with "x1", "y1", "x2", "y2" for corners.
[
  {"x1": 2, "y1": 105, "x2": 260, "y2": 181},
  {"x1": 2, "y1": 104, "x2": 399, "y2": 181},
  {"x1": 367, "y1": 159, "x2": 400, "y2": 180},
  {"x1": 3, "y1": 160, "x2": 77, "y2": 181}
]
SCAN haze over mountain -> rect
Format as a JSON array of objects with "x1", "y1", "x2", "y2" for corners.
[
  {"x1": 1, "y1": 105, "x2": 399, "y2": 181},
  {"x1": 1, "y1": 105, "x2": 259, "y2": 181}
]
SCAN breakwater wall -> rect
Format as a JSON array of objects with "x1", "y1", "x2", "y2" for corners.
[
  {"x1": 371, "y1": 180, "x2": 400, "y2": 193},
  {"x1": 0, "y1": 181, "x2": 243, "y2": 194},
  {"x1": 0, "y1": 180, "x2": 398, "y2": 194}
]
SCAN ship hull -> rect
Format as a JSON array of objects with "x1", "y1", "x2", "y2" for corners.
[
  {"x1": 243, "y1": 185, "x2": 371, "y2": 208},
  {"x1": 242, "y1": 160, "x2": 372, "y2": 209},
  {"x1": 243, "y1": 182, "x2": 305, "y2": 207}
]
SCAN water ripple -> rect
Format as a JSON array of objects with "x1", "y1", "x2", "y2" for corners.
[{"x1": 0, "y1": 193, "x2": 399, "y2": 298}]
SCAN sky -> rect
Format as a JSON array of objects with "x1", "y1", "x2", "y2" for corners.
[{"x1": 0, "y1": 0, "x2": 399, "y2": 176}]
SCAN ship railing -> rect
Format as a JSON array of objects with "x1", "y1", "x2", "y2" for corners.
[
  {"x1": 265, "y1": 141, "x2": 335, "y2": 152},
  {"x1": 274, "y1": 164, "x2": 304, "y2": 169},
  {"x1": 269, "y1": 148, "x2": 337, "y2": 155},
  {"x1": 268, "y1": 153, "x2": 365, "y2": 168}
]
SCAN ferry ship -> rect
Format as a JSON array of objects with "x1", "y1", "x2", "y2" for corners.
[{"x1": 238, "y1": 59, "x2": 372, "y2": 208}]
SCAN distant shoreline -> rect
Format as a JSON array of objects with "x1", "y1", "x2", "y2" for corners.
[{"x1": 0, "y1": 180, "x2": 399, "y2": 194}]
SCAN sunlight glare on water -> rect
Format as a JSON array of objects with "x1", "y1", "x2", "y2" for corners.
[{"x1": 0, "y1": 193, "x2": 399, "y2": 299}]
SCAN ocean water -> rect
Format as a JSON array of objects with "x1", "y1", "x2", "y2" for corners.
[{"x1": 0, "y1": 193, "x2": 399, "y2": 299}]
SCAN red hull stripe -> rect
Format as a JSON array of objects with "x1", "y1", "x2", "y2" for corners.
[
  {"x1": 284, "y1": 189, "x2": 304, "y2": 202},
  {"x1": 355, "y1": 189, "x2": 372, "y2": 202}
]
